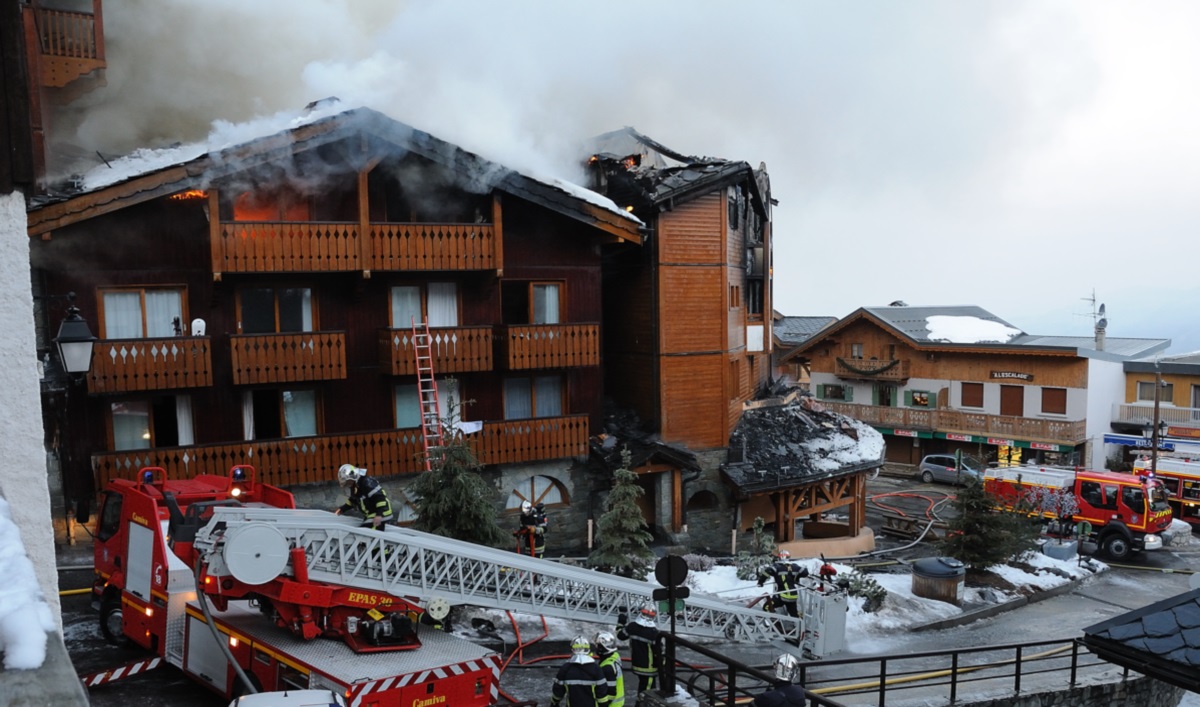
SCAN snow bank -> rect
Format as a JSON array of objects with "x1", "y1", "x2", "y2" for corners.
[{"x1": 0, "y1": 496, "x2": 57, "y2": 669}]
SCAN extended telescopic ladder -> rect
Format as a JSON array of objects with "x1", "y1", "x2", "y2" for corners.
[
  {"x1": 412, "y1": 317, "x2": 445, "y2": 471},
  {"x1": 194, "y1": 507, "x2": 825, "y2": 652}
]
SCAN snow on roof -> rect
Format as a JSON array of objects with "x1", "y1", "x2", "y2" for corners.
[
  {"x1": 925, "y1": 315, "x2": 1023, "y2": 345},
  {"x1": 78, "y1": 101, "x2": 639, "y2": 225}
]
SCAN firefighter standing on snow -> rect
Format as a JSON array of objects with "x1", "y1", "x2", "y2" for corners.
[
  {"x1": 515, "y1": 500, "x2": 547, "y2": 558},
  {"x1": 616, "y1": 603, "x2": 663, "y2": 706},
  {"x1": 550, "y1": 635, "x2": 608, "y2": 707},
  {"x1": 334, "y1": 464, "x2": 394, "y2": 530},
  {"x1": 758, "y1": 550, "x2": 803, "y2": 618}
]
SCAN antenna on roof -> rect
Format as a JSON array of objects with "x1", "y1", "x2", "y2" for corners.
[{"x1": 1077, "y1": 289, "x2": 1105, "y2": 328}]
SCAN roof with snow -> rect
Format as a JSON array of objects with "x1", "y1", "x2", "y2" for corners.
[
  {"x1": 722, "y1": 393, "x2": 884, "y2": 496},
  {"x1": 1081, "y1": 588, "x2": 1200, "y2": 693},
  {"x1": 27, "y1": 104, "x2": 643, "y2": 243},
  {"x1": 1126, "y1": 350, "x2": 1200, "y2": 374},
  {"x1": 785, "y1": 305, "x2": 1169, "y2": 360}
]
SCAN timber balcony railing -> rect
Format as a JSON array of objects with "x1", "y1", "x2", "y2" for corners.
[
  {"x1": 820, "y1": 401, "x2": 1088, "y2": 445},
  {"x1": 33, "y1": 2, "x2": 106, "y2": 88},
  {"x1": 834, "y1": 357, "x2": 910, "y2": 381},
  {"x1": 90, "y1": 414, "x2": 589, "y2": 491},
  {"x1": 502, "y1": 324, "x2": 600, "y2": 370},
  {"x1": 229, "y1": 332, "x2": 347, "y2": 385},
  {"x1": 1112, "y1": 403, "x2": 1200, "y2": 430},
  {"x1": 212, "y1": 221, "x2": 497, "y2": 274},
  {"x1": 87, "y1": 337, "x2": 213, "y2": 393},
  {"x1": 379, "y1": 326, "x2": 493, "y2": 375}
]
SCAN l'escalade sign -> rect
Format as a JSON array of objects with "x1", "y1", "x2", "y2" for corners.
[{"x1": 991, "y1": 371, "x2": 1033, "y2": 381}]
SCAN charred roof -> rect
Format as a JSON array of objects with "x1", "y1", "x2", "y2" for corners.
[{"x1": 722, "y1": 391, "x2": 884, "y2": 497}]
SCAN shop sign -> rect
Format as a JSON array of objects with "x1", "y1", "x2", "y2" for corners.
[
  {"x1": 991, "y1": 371, "x2": 1033, "y2": 381},
  {"x1": 988, "y1": 437, "x2": 1015, "y2": 446},
  {"x1": 946, "y1": 433, "x2": 973, "y2": 442},
  {"x1": 1031, "y1": 442, "x2": 1059, "y2": 451},
  {"x1": 893, "y1": 429, "x2": 918, "y2": 438},
  {"x1": 1168, "y1": 426, "x2": 1200, "y2": 439}
]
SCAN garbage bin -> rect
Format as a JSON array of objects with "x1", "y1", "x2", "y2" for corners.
[{"x1": 911, "y1": 557, "x2": 966, "y2": 606}]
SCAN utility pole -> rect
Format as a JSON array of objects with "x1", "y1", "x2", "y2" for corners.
[{"x1": 1151, "y1": 371, "x2": 1165, "y2": 476}]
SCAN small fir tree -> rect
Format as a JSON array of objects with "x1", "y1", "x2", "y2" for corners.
[
  {"x1": 409, "y1": 407, "x2": 507, "y2": 547},
  {"x1": 735, "y1": 517, "x2": 778, "y2": 580},
  {"x1": 589, "y1": 449, "x2": 655, "y2": 579},
  {"x1": 939, "y1": 477, "x2": 1039, "y2": 570}
]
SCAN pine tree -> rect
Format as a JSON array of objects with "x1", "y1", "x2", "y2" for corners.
[
  {"x1": 589, "y1": 449, "x2": 655, "y2": 579},
  {"x1": 409, "y1": 411, "x2": 507, "y2": 547},
  {"x1": 939, "y1": 477, "x2": 1039, "y2": 570},
  {"x1": 735, "y1": 517, "x2": 778, "y2": 580}
]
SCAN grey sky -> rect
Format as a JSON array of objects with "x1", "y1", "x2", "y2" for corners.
[{"x1": 58, "y1": 0, "x2": 1200, "y2": 352}]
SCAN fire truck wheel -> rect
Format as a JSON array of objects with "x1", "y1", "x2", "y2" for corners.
[
  {"x1": 99, "y1": 595, "x2": 132, "y2": 648},
  {"x1": 1101, "y1": 534, "x2": 1131, "y2": 561}
]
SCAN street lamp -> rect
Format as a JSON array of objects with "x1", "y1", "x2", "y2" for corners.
[{"x1": 54, "y1": 294, "x2": 97, "y2": 380}]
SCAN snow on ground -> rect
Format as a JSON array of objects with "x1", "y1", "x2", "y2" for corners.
[{"x1": 0, "y1": 496, "x2": 57, "y2": 669}]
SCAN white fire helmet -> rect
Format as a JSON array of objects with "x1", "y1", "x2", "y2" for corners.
[
  {"x1": 773, "y1": 652, "x2": 800, "y2": 683},
  {"x1": 778, "y1": 549, "x2": 791, "y2": 560},
  {"x1": 592, "y1": 631, "x2": 618, "y2": 655},
  {"x1": 521, "y1": 500, "x2": 533, "y2": 514},
  {"x1": 569, "y1": 635, "x2": 594, "y2": 663},
  {"x1": 338, "y1": 464, "x2": 362, "y2": 487}
]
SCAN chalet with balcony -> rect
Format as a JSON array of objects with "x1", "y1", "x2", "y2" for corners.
[
  {"x1": 1108, "y1": 352, "x2": 1200, "y2": 458},
  {"x1": 27, "y1": 105, "x2": 644, "y2": 533},
  {"x1": 585, "y1": 128, "x2": 777, "y2": 549},
  {"x1": 780, "y1": 304, "x2": 1170, "y2": 470}
]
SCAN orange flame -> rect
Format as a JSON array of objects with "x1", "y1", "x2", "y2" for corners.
[{"x1": 169, "y1": 189, "x2": 208, "y2": 201}]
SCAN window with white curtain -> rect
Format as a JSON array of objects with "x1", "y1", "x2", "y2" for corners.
[
  {"x1": 243, "y1": 389, "x2": 319, "y2": 440},
  {"x1": 101, "y1": 287, "x2": 184, "y2": 339},
  {"x1": 240, "y1": 287, "x2": 314, "y2": 334},
  {"x1": 396, "y1": 378, "x2": 461, "y2": 429},
  {"x1": 532, "y1": 284, "x2": 560, "y2": 324},
  {"x1": 504, "y1": 375, "x2": 563, "y2": 420},
  {"x1": 110, "y1": 396, "x2": 193, "y2": 449},
  {"x1": 390, "y1": 283, "x2": 458, "y2": 328}
]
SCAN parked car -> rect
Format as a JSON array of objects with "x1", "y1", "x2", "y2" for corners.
[{"x1": 918, "y1": 454, "x2": 984, "y2": 485}]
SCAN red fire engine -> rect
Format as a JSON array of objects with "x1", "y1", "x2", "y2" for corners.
[
  {"x1": 90, "y1": 466, "x2": 499, "y2": 705},
  {"x1": 983, "y1": 465, "x2": 1173, "y2": 560},
  {"x1": 1133, "y1": 456, "x2": 1200, "y2": 529}
]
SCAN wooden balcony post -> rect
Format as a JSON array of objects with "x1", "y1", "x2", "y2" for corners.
[
  {"x1": 92, "y1": 0, "x2": 104, "y2": 62},
  {"x1": 492, "y1": 193, "x2": 504, "y2": 276},
  {"x1": 358, "y1": 168, "x2": 370, "y2": 278},
  {"x1": 209, "y1": 188, "x2": 222, "y2": 280}
]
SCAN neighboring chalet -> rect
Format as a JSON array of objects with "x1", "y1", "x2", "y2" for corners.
[
  {"x1": 1109, "y1": 351, "x2": 1200, "y2": 458},
  {"x1": 27, "y1": 105, "x2": 644, "y2": 543},
  {"x1": 781, "y1": 304, "x2": 1171, "y2": 470},
  {"x1": 586, "y1": 128, "x2": 775, "y2": 550},
  {"x1": 773, "y1": 312, "x2": 837, "y2": 386}
]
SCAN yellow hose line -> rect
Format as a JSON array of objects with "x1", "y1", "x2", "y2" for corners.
[{"x1": 60, "y1": 587, "x2": 92, "y2": 596}]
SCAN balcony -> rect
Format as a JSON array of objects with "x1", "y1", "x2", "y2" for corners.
[
  {"x1": 230, "y1": 332, "x2": 346, "y2": 385},
  {"x1": 90, "y1": 414, "x2": 589, "y2": 491},
  {"x1": 210, "y1": 221, "x2": 497, "y2": 275},
  {"x1": 368, "y1": 223, "x2": 497, "y2": 271},
  {"x1": 834, "y1": 357, "x2": 910, "y2": 382},
  {"x1": 87, "y1": 337, "x2": 212, "y2": 393},
  {"x1": 379, "y1": 326, "x2": 493, "y2": 375},
  {"x1": 1112, "y1": 403, "x2": 1200, "y2": 431},
  {"x1": 31, "y1": 1, "x2": 106, "y2": 88},
  {"x1": 502, "y1": 324, "x2": 600, "y2": 370},
  {"x1": 820, "y1": 402, "x2": 1087, "y2": 446}
]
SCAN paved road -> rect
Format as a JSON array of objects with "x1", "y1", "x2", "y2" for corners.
[{"x1": 60, "y1": 472, "x2": 1199, "y2": 706}]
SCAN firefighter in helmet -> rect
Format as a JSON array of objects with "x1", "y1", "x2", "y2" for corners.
[
  {"x1": 515, "y1": 499, "x2": 547, "y2": 558},
  {"x1": 550, "y1": 635, "x2": 608, "y2": 706},
  {"x1": 334, "y1": 464, "x2": 394, "y2": 530},
  {"x1": 758, "y1": 549, "x2": 804, "y2": 618},
  {"x1": 592, "y1": 630, "x2": 625, "y2": 707},
  {"x1": 616, "y1": 603, "x2": 663, "y2": 706},
  {"x1": 751, "y1": 653, "x2": 806, "y2": 706}
]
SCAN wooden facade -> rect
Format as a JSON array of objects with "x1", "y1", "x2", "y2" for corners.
[{"x1": 29, "y1": 111, "x2": 642, "y2": 505}]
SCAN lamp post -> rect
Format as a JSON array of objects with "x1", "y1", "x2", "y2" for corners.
[
  {"x1": 52, "y1": 294, "x2": 96, "y2": 542},
  {"x1": 1143, "y1": 372, "x2": 1168, "y2": 478}
]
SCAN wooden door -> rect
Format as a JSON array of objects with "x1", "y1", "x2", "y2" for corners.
[{"x1": 1000, "y1": 385, "x2": 1024, "y2": 417}]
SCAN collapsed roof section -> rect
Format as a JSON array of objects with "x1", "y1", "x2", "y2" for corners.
[
  {"x1": 590, "y1": 404, "x2": 701, "y2": 475},
  {"x1": 722, "y1": 391, "x2": 885, "y2": 498},
  {"x1": 27, "y1": 105, "x2": 643, "y2": 244},
  {"x1": 586, "y1": 127, "x2": 769, "y2": 218}
]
